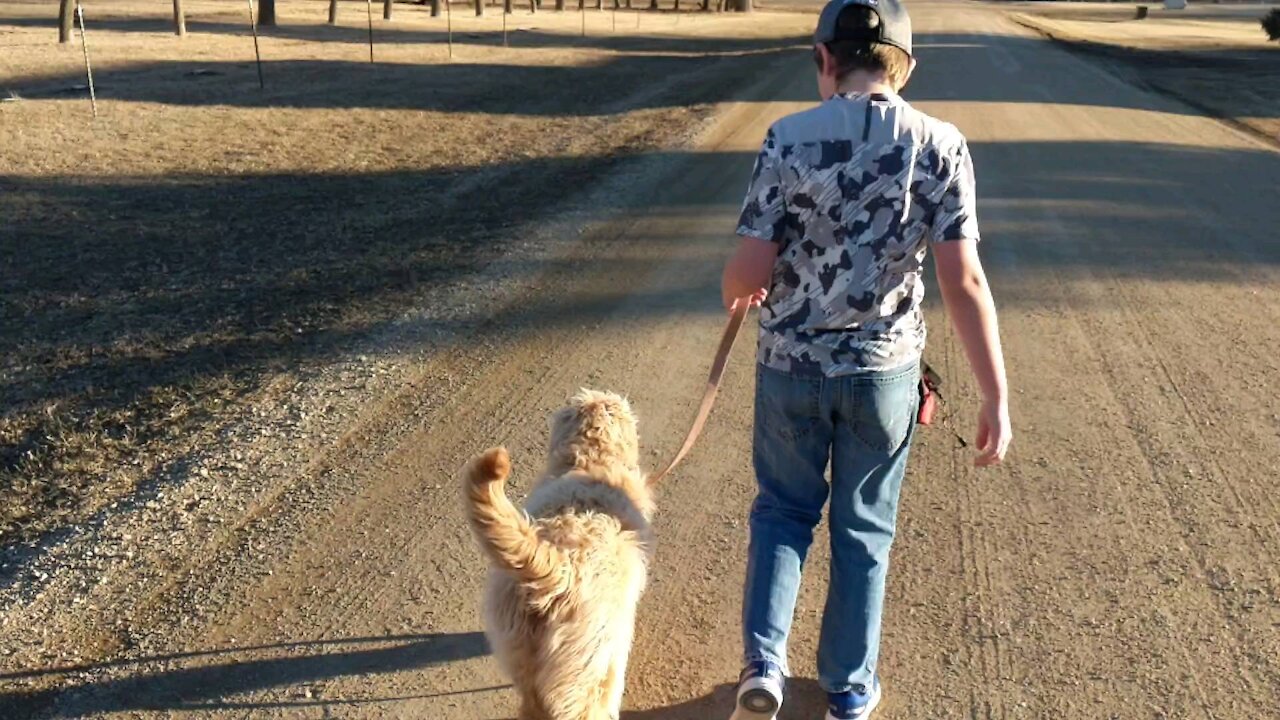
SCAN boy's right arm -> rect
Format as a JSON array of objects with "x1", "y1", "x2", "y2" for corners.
[{"x1": 933, "y1": 239, "x2": 1011, "y2": 466}]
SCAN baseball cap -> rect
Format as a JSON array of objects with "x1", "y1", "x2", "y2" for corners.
[{"x1": 814, "y1": 0, "x2": 913, "y2": 57}]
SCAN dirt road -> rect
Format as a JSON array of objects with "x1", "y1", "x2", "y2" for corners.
[{"x1": 4, "y1": 0, "x2": 1280, "y2": 717}]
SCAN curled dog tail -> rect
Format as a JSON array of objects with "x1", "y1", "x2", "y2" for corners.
[{"x1": 463, "y1": 448, "x2": 566, "y2": 596}]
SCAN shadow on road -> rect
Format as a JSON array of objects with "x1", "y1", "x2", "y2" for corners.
[
  {"x1": 0, "y1": 631, "x2": 491, "y2": 718},
  {"x1": 5, "y1": 133, "x2": 1280, "y2": 556},
  {"x1": 8, "y1": 26, "x2": 1277, "y2": 120},
  {"x1": 620, "y1": 679, "x2": 826, "y2": 719}
]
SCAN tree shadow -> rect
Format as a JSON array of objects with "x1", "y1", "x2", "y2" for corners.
[
  {"x1": 5, "y1": 136, "x2": 1280, "y2": 550},
  {"x1": 7, "y1": 28, "x2": 1278, "y2": 117},
  {"x1": 0, "y1": 631, "x2": 491, "y2": 719},
  {"x1": 8, "y1": 52, "x2": 812, "y2": 113}
]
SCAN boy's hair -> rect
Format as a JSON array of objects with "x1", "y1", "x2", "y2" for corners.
[{"x1": 817, "y1": 5, "x2": 912, "y2": 91}]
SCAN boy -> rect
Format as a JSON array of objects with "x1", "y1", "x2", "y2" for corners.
[{"x1": 720, "y1": 0, "x2": 1012, "y2": 718}]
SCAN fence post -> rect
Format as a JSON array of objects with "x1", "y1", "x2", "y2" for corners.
[{"x1": 59, "y1": 0, "x2": 74, "y2": 43}]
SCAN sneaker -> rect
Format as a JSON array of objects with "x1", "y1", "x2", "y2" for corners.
[
  {"x1": 730, "y1": 659, "x2": 785, "y2": 720},
  {"x1": 825, "y1": 677, "x2": 882, "y2": 720}
]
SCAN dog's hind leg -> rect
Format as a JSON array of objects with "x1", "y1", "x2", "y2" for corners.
[{"x1": 600, "y1": 653, "x2": 628, "y2": 720}]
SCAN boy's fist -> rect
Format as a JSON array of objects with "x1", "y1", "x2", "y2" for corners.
[
  {"x1": 728, "y1": 288, "x2": 768, "y2": 313},
  {"x1": 974, "y1": 399, "x2": 1011, "y2": 467}
]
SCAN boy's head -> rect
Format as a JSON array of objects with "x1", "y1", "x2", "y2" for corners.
[{"x1": 813, "y1": 0, "x2": 916, "y2": 98}]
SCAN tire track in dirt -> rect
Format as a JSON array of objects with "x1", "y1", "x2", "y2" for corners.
[{"x1": 1032, "y1": 195, "x2": 1278, "y2": 711}]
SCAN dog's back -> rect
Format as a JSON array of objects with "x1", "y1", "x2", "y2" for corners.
[{"x1": 465, "y1": 446, "x2": 652, "y2": 720}]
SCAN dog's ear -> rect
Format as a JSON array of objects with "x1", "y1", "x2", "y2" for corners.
[{"x1": 549, "y1": 404, "x2": 577, "y2": 432}]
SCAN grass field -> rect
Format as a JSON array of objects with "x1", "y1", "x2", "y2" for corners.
[
  {"x1": 1012, "y1": 1, "x2": 1280, "y2": 145},
  {"x1": 0, "y1": 0, "x2": 811, "y2": 547}
]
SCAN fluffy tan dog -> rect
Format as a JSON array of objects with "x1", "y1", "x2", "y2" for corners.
[{"x1": 463, "y1": 389, "x2": 654, "y2": 720}]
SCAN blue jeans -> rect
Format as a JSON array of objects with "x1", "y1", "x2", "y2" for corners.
[{"x1": 743, "y1": 361, "x2": 920, "y2": 694}]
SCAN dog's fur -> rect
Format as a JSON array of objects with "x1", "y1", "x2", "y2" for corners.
[{"x1": 463, "y1": 390, "x2": 654, "y2": 720}]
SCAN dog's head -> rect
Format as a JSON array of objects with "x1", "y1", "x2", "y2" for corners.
[{"x1": 547, "y1": 389, "x2": 640, "y2": 476}]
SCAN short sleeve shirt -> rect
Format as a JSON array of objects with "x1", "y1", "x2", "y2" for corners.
[{"x1": 737, "y1": 91, "x2": 980, "y2": 376}]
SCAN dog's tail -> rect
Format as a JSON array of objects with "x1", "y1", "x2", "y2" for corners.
[{"x1": 463, "y1": 448, "x2": 567, "y2": 596}]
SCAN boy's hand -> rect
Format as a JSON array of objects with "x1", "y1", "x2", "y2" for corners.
[
  {"x1": 727, "y1": 288, "x2": 768, "y2": 314},
  {"x1": 974, "y1": 399, "x2": 1011, "y2": 466}
]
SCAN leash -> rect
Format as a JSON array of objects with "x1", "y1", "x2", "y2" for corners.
[
  {"x1": 645, "y1": 304, "x2": 968, "y2": 485},
  {"x1": 648, "y1": 300, "x2": 752, "y2": 486}
]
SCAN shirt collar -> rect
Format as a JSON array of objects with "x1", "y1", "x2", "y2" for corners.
[{"x1": 835, "y1": 89, "x2": 903, "y2": 104}]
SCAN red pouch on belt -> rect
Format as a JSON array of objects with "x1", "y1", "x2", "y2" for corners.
[{"x1": 917, "y1": 363, "x2": 941, "y2": 426}]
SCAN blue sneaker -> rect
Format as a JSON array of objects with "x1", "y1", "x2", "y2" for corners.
[
  {"x1": 825, "y1": 677, "x2": 882, "y2": 720},
  {"x1": 730, "y1": 660, "x2": 785, "y2": 720}
]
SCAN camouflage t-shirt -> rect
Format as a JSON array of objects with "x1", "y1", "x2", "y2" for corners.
[{"x1": 737, "y1": 91, "x2": 980, "y2": 376}]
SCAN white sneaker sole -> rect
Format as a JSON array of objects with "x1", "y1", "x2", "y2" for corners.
[
  {"x1": 824, "y1": 680, "x2": 882, "y2": 720},
  {"x1": 730, "y1": 674, "x2": 783, "y2": 720}
]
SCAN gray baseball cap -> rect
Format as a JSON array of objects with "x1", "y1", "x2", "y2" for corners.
[{"x1": 814, "y1": 0, "x2": 913, "y2": 57}]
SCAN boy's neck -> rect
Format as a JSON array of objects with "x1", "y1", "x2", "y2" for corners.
[{"x1": 836, "y1": 72, "x2": 896, "y2": 97}]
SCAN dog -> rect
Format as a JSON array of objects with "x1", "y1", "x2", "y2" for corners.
[{"x1": 463, "y1": 389, "x2": 655, "y2": 720}]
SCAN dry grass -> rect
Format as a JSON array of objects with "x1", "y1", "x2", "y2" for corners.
[
  {"x1": 0, "y1": 0, "x2": 813, "y2": 546},
  {"x1": 1013, "y1": 2, "x2": 1280, "y2": 144}
]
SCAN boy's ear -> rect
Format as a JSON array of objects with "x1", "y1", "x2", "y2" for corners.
[
  {"x1": 904, "y1": 56, "x2": 918, "y2": 85},
  {"x1": 815, "y1": 44, "x2": 836, "y2": 78}
]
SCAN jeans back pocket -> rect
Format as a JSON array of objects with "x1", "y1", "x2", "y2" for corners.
[
  {"x1": 755, "y1": 365, "x2": 823, "y2": 444},
  {"x1": 848, "y1": 367, "x2": 919, "y2": 454}
]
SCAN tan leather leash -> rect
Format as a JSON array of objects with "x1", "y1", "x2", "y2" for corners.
[{"x1": 648, "y1": 300, "x2": 752, "y2": 486}]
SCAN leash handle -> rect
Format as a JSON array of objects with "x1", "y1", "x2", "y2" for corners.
[{"x1": 648, "y1": 300, "x2": 752, "y2": 486}]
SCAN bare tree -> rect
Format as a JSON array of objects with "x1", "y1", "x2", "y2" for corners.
[
  {"x1": 432, "y1": 0, "x2": 442, "y2": 16},
  {"x1": 259, "y1": 0, "x2": 277, "y2": 26},
  {"x1": 329, "y1": 0, "x2": 339, "y2": 23},
  {"x1": 173, "y1": 0, "x2": 187, "y2": 35},
  {"x1": 384, "y1": 0, "x2": 393, "y2": 19},
  {"x1": 475, "y1": 0, "x2": 484, "y2": 15},
  {"x1": 58, "y1": 0, "x2": 74, "y2": 43},
  {"x1": 555, "y1": 0, "x2": 565, "y2": 9}
]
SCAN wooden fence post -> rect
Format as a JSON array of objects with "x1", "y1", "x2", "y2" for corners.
[
  {"x1": 259, "y1": 0, "x2": 276, "y2": 25},
  {"x1": 173, "y1": 0, "x2": 187, "y2": 35},
  {"x1": 58, "y1": 0, "x2": 75, "y2": 43}
]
